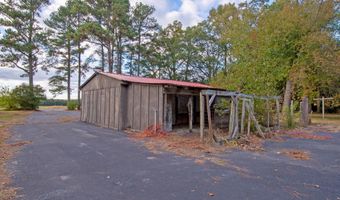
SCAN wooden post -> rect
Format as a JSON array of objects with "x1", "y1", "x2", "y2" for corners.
[
  {"x1": 246, "y1": 102, "x2": 265, "y2": 138},
  {"x1": 300, "y1": 96, "x2": 309, "y2": 127},
  {"x1": 154, "y1": 109, "x2": 157, "y2": 133},
  {"x1": 164, "y1": 93, "x2": 172, "y2": 132},
  {"x1": 266, "y1": 99, "x2": 270, "y2": 129},
  {"x1": 231, "y1": 96, "x2": 239, "y2": 139},
  {"x1": 322, "y1": 96, "x2": 325, "y2": 119},
  {"x1": 290, "y1": 100, "x2": 294, "y2": 118},
  {"x1": 240, "y1": 99, "x2": 246, "y2": 134},
  {"x1": 229, "y1": 98, "x2": 235, "y2": 136},
  {"x1": 275, "y1": 98, "x2": 280, "y2": 129},
  {"x1": 163, "y1": 93, "x2": 167, "y2": 130},
  {"x1": 206, "y1": 95, "x2": 213, "y2": 140},
  {"x1": 187, "y1": 96, "x2": 193, "y2": 133},
  {"x1": 199, "y1": 92, "x2": 205, "y2": 142}
]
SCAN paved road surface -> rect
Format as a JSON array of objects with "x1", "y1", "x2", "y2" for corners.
[{"x1": 8, "y1": 110, "x2": 340, "y2": 200}]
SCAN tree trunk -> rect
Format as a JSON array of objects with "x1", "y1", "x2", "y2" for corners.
[
  {"x1": 67, "y1": 39, "x2": 71, "y2": 102},
  {"x1": 28, "y1": 11, "x2": 34, "y2": 88},
  {"x1": 282, "y1": 79, "x2": 292, "y2": 113},
  {"x1": 101, "y1": 42, "x2": 105, "y2": 71},
  {"x1": 77, "y1": 40, "x2": 81, "y2": 108},
  {"x1": 137, "y1": 27, "x2": 141, "y2": 76},
  {"x1": 116, "y1": 33, "x2": 122, "y2": 74},
  {"x1": 108, "y1": 41, "x2": 113, "y2": 73},
  {"x1": 28, "y1": 53, "x2": 34, "y2": 88}
]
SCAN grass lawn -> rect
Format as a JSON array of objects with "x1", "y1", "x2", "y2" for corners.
[
  {"x1": 0, "y1": 110, "x2": 32, "y2": 200},
  {"x1": 311, "y1": 113, "x2": 340, "y2": 125},
  {"x1": 38, "y1": 105, "x2": 67, "y2": 110}
]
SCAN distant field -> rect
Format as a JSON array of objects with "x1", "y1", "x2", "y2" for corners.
[
  {"x1": 38, "y1": 106, "x2": 67, "y2": 110},
  {"x1": 311, "y1": 113, "x2": 340, "y2": 125}
]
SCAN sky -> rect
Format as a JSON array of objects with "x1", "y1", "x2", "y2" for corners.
[{"x1": 0, "y1": 0, "x2": 244, "y2": 99}]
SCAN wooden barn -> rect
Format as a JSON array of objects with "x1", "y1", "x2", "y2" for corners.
[{"x1": 79, "y1": 71, "x2": 214, "y2": 132}]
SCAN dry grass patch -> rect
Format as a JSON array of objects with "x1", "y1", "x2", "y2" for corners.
[
  {"x1": 39, "y1": 106, "x2": 67, "y2": 110},
  {"x1": 280, "y1": 149, "x2": 311, "y2": 160},
  {"x1": 0, "y1": 110, "x2": 32, "y2": 200},
  {"x1": 128, "y1": 129, "x2": 252, "y2": 175},
  {"x1": 57, "y1": 115, "x2": 79, "y2": 123}
]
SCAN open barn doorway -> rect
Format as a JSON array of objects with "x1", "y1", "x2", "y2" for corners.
[{"x1": 164, "y1": 94, "x2": 201, "y2": 132}]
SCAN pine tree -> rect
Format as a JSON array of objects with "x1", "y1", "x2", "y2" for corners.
[
  {"x1": 0, "y1": 0, "x2": 50, "y2": 88},
  {"x1": 45, "y1": 4, "x2": 76, "y2": 101},
  {"x1": 129, "y1": 2, "x2": 159, "y2": 76}
]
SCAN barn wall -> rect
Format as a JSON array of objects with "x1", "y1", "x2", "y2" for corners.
[
  {"x1": 81, "y1": 74, "x2": 122, "y2": 130},
  {"x1": 125, "y1": 83, "x2": 164, "y2": 131}
]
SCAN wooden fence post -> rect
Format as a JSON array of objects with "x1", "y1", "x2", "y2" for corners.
[
  {"x1": 206, "y1": 95, "x2": 213, "y2": 141},
  {"x1": 229, "y1": 98, "x2": 235, "y2": 136},
  {"x1": 200, "y1": 92, "x2": 205, "y2": 142},
  {"x1": 187, "y1": 96, "x2": 193, "y2": 133},
  {"x1": 240, "y1": 99, "x2": 246, "y2": 134},
  {"x1": 300, "y1": 96, "x2": 309, "y2": 127},
  {"x1": 266, "y1": 99, "x2": 270, "y2": 129},
  {"x1": 322, "y1": 96, "x2": 325, "y2": 119},
  {"x1": 275, "y1": 98, "x2": 280, "y2": 129}
]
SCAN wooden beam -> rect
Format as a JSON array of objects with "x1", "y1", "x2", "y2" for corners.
[
  {"x1": 199, "y1": 92, "x2": 205, "y2": 142},
  {"x1": 206, "y1": 95, "x2": 213, "y2": 141},
  {"x1": 208, "y1": 94, "x2": 217, "y2": 107},
  {"x1": 246, "y1": 102, "x2": 265, "y2": 138},
  {"x1": 230, "y1": 96, "x2": 239, "y2": 139},
  {"x1": 229, "y1": 98, "x2": 235, "y2": 136},
  {"x1": 240, "y1": 98, "x2": 246, "y2": 134},
  {"x1": 201, "y1": 89, "x2": 280, "y2": 100}
]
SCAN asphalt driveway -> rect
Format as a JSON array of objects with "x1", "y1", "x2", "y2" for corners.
[{"x1": 8, "y1": 110, "x2": 340, "y2": 200}]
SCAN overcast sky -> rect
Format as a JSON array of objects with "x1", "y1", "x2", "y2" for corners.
[{"x1": 0, "y1": 0, "x2": 243, "y2": 99}]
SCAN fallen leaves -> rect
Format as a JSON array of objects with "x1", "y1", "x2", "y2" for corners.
[
  {"x1": 279, "y1": 149, "x2": 311, "y2": 160},
  {"x1": 0, "y1": 111, "x2": 32, "y2": 200}
]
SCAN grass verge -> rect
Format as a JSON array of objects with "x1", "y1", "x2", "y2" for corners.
[{"x1": 0, "y1": 110, "x2": 32, "y2": 200}]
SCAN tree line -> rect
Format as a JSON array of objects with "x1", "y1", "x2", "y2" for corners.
[{"x1": 0, "y1": 0, "x2": 339, "y2": 110}]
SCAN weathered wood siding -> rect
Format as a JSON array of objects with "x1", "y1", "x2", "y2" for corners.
[
  {"x1": 126, "y1": 83, "x2": 164, "y2": 131},
  {"x1": 81, "y1": 74, "x2": 122, "y2": 130}
]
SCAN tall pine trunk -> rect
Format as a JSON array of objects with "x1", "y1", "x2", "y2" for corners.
[
  {"x1": 77, "y1": 41, "x2": 81, "y2": 108},
  {"x1": 108, "y1": 41, "x2": 113, "y2": 73},
  {"x1": 67, "y1": 39, "x2": 71, "y2": 102},
  {"x1": 137, "y1": 27, "x2": 141, "y2": 76},
  {"x1": 116, "y1": 33, "x2": 122, "y2": 74},
  {"x1": 101, "y1": 42, "x2": 105, "y2": 71},
  {"x1": 28, "y1": 53, "x2": 34, "y2": 88},
  {"x1": 28, "y1": 11, "x2": 34, "y2": 88},
  {"x1": 77, "y1": 14, "x2": 81, "y2": 108}
]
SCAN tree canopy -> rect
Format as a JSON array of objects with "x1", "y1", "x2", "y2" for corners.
[{"x1": 0, "y1": 0, "x2": 339, "y2": 104}]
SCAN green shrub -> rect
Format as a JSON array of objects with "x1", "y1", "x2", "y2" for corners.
[
  {"x1": 67, "y1": 101, "x2": 78, "y2": 110},
  {"x1": 0, "y1": 86, "x2": 18, "y2": 110},
  {"x1": 0, "y1": 84, "x2": 45, "y2": 110}
]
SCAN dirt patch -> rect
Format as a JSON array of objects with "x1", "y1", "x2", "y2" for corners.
[
  {"x1": 0, "y1": 111, "x2": 32, "y2": 200},
  {"x1": 128, "y1": 128, "x2": 252, "y2": 175},
  {"x1": 279, "y1": 149, "x2": 311, "y2": 160},
  {"x1": 57, "y1": 116, "x2": 79, "y2": 123}
]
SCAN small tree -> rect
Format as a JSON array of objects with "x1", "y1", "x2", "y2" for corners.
[
  {"x1": 0, "y1": 84, "x2": 46, "y2": 110},
  {"x1": 0, "y1": 86, "x2": 17, "y2": 110}
]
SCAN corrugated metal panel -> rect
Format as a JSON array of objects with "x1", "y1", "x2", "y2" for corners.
[{"x1": 99, "y1": 72, "x2": 213, "y2": 89}]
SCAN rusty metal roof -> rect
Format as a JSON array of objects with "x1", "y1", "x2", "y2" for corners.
[{"x1": 98, "y1": 72, "x2": 214, "y2": 89}]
